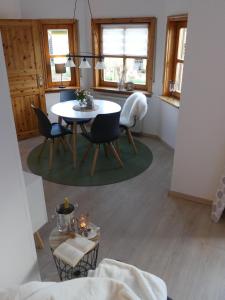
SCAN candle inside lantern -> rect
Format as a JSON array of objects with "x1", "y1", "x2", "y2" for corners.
[
  {"x1": 80, "y1": 220, "x2": 87, "y2": 229},
  {"x1": 77, "y1": 214, "x2": 89, "y2": 236}
]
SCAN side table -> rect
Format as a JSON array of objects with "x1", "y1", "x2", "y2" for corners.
[{"x1": 49, "y1": 227, "x2": 100, "y2": 281}]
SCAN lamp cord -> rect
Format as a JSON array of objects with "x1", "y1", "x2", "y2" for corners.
[
  {"x1": 73, "y1": 0, "x2": 94, "y2": 25},
  {"x1": 87, "y1": 0, "x2": 93, "y2": 19},
  {"x1": 73, "y1": 0, "x2": 78, "y2": 20},
  {"x1": 87, "y1": 0, "x2": 102, "y2": 58},
  {"x1": 72, "y1": 0, "x2": 101, "y2": 58}
]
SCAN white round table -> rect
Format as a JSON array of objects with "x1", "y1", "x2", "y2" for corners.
[{"x1": 51, "y1": 99, "x2": 121, "y2": 167}]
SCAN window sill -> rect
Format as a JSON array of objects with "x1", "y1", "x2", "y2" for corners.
[
  {"x1": 92, "y1": 87, "x2": 152, "y2": 97},
  {"x1": 159, "y1": 96, "x2": 180, "y2": 108},
  {"x1": 45, "y1": 86, "x2": 79, "y2": 93}
]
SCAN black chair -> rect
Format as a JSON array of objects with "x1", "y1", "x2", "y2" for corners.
[
  {"x1": 81, "y1": 111, "x2": 123, "y2": 176},
  {"x1": 60, "y1": 90, "x2": 91, "y2": 133},
  {"x1": 31, "y1": 104, "x2": 72, "y2": 169}
]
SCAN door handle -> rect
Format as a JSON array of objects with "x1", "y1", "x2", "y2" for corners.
[{"x1": 37, "y1": 74, "x2": 44, "y2": 87}]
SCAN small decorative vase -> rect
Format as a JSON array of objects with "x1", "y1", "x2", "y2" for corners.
[
  {"x1": 118, "y1": 70, "x2": 126, "y2": 91},
  {"x1": 86, "y1": 95, "x2": 94, "y2": 109},
  {"x1": 78, "y1": 98, "x2": 87, "y2": 108}
]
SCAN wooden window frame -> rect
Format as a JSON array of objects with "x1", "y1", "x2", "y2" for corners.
[
  {"x1": 162, "y1": 15, "x2": 188, "y2": 100},
  {"x1": 41, "y1": 19, "x2": 80, "y2": 91},
  {"x1": 92, "y1": 17, "x2": 156, "y2": 94}
]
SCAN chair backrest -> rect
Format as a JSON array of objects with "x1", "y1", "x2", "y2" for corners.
[
  {"x1": 31, "y1": 104, "x2": 52, "y2": 138},
  {"x1": 120, "y1": 92, "x2": 147, "y2": 127},
  {"x1": 91, "y1": 111, "x2": 121, "y2": 143},
  {"x1": 60, "y1": 90, "x2": 76, "y2": 102}
]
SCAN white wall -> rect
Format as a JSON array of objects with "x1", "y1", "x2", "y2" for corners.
[
  {"x1": 45, "y1": 92, "x2": 60, "y2": 123},
  {"x1": 0, "y1": 35, "x2": 40, "y2": 287},
  {"x1": 171, "y1": 0, "x2": 225, "y2": 200},
  {"x1": 0, "y1": 0, "x2": 21, "y2": 18},
  {"x1": 157, "y1": 0, "x2": 190, "y2": 147},
  {"x1": 159, "y1": 100, "x2": 179, "y2": 148},
  {"x1": 164, "y1": 0, "x2": 190, "y2": 16}
]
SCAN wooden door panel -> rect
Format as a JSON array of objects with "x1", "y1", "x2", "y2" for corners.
[
  {"x1": 1, "y1": 26, "x2": 36, "y2": 72},
  {"x1": 12, "y1": 94, "x2": 41, "y2": 139},
  {"x1": 8, "y1": 74, "x2": 39, "y2": 95},
  {"x1": 9, "y1": 76, "x2": 38, "y2": 89},
  {"x1": 0, "y1": 20, "x2": 46, "y2": 139}
]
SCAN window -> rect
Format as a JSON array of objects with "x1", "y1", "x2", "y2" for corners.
[
  {"x1": 41, "y1": 20, "x2": 80, "y2": 90},
  {"x1": 163, "y1": 15, "x2": 188, "y2": 99},
  {"x1": 92, "y1": 18, "x2": 156, "y2": 94}
]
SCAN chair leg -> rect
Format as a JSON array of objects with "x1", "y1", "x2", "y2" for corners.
[
  {"x1": 109, "y1": 142, "x2": 124, "y2": 168},
  {"x1": 69, "y1": 125, "x2": 73, "y2": 143},
  {"x1": 58, "y1": 116, "x2": 62, "y2": 125},
  {"x1": 80, "y1": 123, "x2": 88, "y2": 135},
  {"x1": 103, "y1": 143, "x2": 110, "y2": 158},
  {"x1": 55, "y1": 137, "x2": 61, "y2": 152},
  {"x1": 60, "y1": 137, "x2": 67, "y2": 151},
  {"x1": 80, "y1": 143, "x2": 93, "y2": 165},
  {"x1": 126, "y1": 128, "x2": 138, "y2": 154},
  {"x1": 38, "y1": 138, "x2": 47, "y2": 159},
  {"x1": 126, "y1": 128, "x2": 132, "y2": 144},
  {"x1": 72, "y1": 121, "x2": 77, "y2": 168},
  {"x1": 48, "y1": 139, "x2": 54, "y2": 170},
  {"x1": 115, "y1": 140, "x2": 121, "y2": 156},
  {"x1": 91, "y1": 144, "x2": 100, "y2": 176},
  {"x1": 64, "y1": 135, "x2": 73, "y2": 153},
  {"x1": 34, "y1": 231, "x2": 44, "y2": 249},
  {"x1": 54, "y1": 138, "x2": 60, "y2": 153}
]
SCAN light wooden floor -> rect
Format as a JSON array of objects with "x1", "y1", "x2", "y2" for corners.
[{"x1": 19, "y1": 136, "x2": 225, "y2": 300}]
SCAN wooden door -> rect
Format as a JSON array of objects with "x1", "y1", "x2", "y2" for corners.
[{"x1": 0, "y1": 20, "x2": 46, "y2": 139}]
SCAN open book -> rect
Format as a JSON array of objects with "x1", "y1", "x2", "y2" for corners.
[{"x1": 53, "y1": 235, "x2": 96, "y2": 267}]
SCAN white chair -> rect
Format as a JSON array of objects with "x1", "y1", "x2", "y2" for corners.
[{"x1": 120, "y1": 92, "x2": 147, "y2": 153}]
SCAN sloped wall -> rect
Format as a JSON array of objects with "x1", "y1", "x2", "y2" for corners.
[
  {"x1": 0, "y1": 35, "x2": 40, "y2": 288},
  {"x1": 171, "y1": 0, "x2": 225, "y2": 200}
]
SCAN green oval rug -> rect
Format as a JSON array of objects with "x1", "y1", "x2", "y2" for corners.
[{"x1": 27, "y1": 135, "x2": 153, "y2": 186}]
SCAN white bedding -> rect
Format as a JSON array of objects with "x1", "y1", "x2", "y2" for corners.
[
  {"x1": 0, "y1": 259, "x2": 167, "y2": 300},
  {"x1": 89, "y1": 259, "x2": 167, "y2": 300}
]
